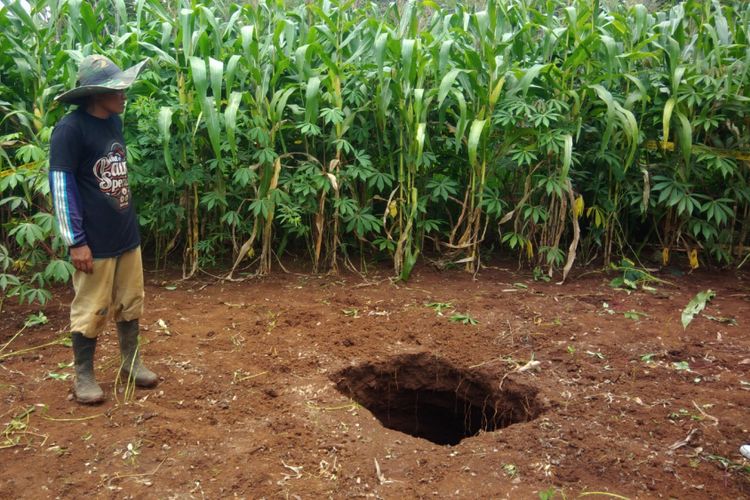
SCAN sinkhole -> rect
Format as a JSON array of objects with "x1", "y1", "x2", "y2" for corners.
[{"x1": 332, "y1": 352, "x2": 543, "y2": 446}]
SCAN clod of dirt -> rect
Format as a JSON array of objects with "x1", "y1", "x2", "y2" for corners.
[{"x1": 332, "y1": 352, "x2": 543, "y2": 446}]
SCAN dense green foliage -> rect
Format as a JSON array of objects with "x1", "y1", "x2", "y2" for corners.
[{"x1": 1, "y1": 0, "x2": 749, "y2": 307}]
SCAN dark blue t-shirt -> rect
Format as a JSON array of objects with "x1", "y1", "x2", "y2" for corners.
[{"x1": 49, "y1": 108, "x2": 140, "y2": 258}]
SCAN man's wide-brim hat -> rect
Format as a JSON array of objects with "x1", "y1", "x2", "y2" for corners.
[{"x1": 55, "y1": 55, "x2": 148, "y2": 103}]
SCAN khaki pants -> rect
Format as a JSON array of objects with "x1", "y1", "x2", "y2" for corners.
[{"x1": 70, "y1": 246, "x2": 144, "y2": 339}]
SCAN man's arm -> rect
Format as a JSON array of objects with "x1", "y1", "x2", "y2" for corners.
[{"x1": 49, "y1": 170, "x2": 93, "y2": 273}]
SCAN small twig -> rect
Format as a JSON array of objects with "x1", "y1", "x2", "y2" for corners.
[
  {"x1": 469, "y1": 356, "x2": 512, "y2": 369},
  {"x1": 236, "y1": 371, "x2": 268, "y2": 382},
  {"x1": 578, "y1": 492, "x2": 631, "y2": 500},
  {"x1": 104, "y1": 457, "x2": 168, "y2": 487},
  {"x1": 40, "y1": 410, "x2": 104, "y2": 422},
  {"x1": 374, "y1": 458, "x2": 392, "y2": 485},
  {"x1": 353, "y1": 278, "x2": 387, "y2": 289},
  {"x1": 0, "y1": 325, "x2": 29, "y2": 356},
  {"x1": 692, "y1": 401, "x2": 719, "y2": 426},
  {"x1": 0, "y1": 337, "x2": 68, "y2": 361},
  {"x1": 498, "y1": 357, "x2": 541, "y2": 390},
  {"x1": 668, "y1": 428, "x2": 700, "y2": 451},
  {"x1": 281, "y1": 460, "x2": 304, "y2": 479},
  {"x1": 306, "y1": 401, "x2": 359, "y2": 412}
]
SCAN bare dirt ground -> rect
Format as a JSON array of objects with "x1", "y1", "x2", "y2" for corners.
[{"x1": 1, "y1": 261, "x2": 750, "y2": 499}]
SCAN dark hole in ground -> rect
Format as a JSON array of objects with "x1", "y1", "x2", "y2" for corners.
[{"x1": 332, "y1": 352, "x2": 543, "y2": 446}]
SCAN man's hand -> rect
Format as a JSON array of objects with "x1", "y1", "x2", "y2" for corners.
[{"x1": 70, "y1": 245, "x2": 94, "y2": 274}]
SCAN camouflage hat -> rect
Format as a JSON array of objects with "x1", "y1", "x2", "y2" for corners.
[{"x1": 55, "y1": 55, "x2": 148, "y2": 103}]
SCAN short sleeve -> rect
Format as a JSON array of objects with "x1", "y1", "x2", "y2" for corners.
[{"x1": 49, "y1": 123, "x2": 81, "y2": 173}]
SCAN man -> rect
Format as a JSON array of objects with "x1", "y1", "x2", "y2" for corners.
[{"x1": 49, "y1": 55, "x2": 158, "y2": 404}]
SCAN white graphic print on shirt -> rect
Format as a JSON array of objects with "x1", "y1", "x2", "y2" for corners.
[{"x1": 93, "y1": 142, "x2": 130, "y2": 210}]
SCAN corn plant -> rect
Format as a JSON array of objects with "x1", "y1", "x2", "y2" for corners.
[{"x1": 1, "y1": 0, "x2": 749, "y2": 298}]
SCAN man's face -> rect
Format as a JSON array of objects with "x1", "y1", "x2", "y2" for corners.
[{"x1": 96, "y1": 90, "x2": 127, "y2": 115}]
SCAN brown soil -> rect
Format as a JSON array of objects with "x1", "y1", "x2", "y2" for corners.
[{"x1": 1, "y1": 263, "x2": 750, "y2": 498}]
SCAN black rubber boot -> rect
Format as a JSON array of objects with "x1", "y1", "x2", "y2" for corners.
[
  {"x1": 116, "y1": 319, "x2": 158, "y2": 388},
  {"x1": 71, "y1": 333, "x2": 105, "y2": 404}
]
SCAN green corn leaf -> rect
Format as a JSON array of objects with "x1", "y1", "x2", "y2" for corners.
[
  {"x1": 157, "y1": 106, "x2": 174, "y2": 180},
  {"x1": 8, "y1": 0, "x2": 38, "y2": 33},
  {"x1": 225, "y1": 92, "x2": 242, "y2": 156},
  {"x1": 160, "y1": 21, "x2": 172, "y2": 48},
  {"x1": 138, "y1": 41, "x2": 177, "y2": 67},
  {"x1": 283, "y1": 18, "x2": 297, "y2": 57},
  {"x1": 223, "y1": 8, "x2": 242, "y2": 39},
  {"x1": 438, "y1": 68, "x2": 464, "y2": 108},
  {"x1": 295, "y1": 44, "x2": 313, "y2": 79},
  {"x1": 416, "y1": 122, "x2": 426, "y2": 166},
  {"x1": 342, "y1": 35, "x2": 369, "y2": 67},
  {"x1": 468, "y1": 119, "x2": 487, "y2": 168},
  {"x1": 271, "y1": 87, "x2": 296, "y2": 123},
  {"x1": 208, "y1": 57, "x2": 223, "y2": 100},
  {"x1": 66, "y1": 0, "x2": 82, "y2": 33},
  {"x1": 115, "y1": 32, "x2": 133, "y2": 47},
  {"x1": 401, "y1": 38, "x2": 416, "y2": 83},
  {"x1": 189, "y1": 56, "x2": 208, "y2": 99},
  {"x1": 271, "y1": 19, "x2": 286, "y2": 55},
  {"x1": 561, "y1": 134, "x2": 573, "y2": 180},
  {"x1": 633, "y1": 4, "x2": 647, "y2": 40},
  {"x1": 663, "y1": 97, "x2": 676, "y2": 145},
  {"x1": 157, "y1": 107, "x2": 173, "y2": 140},
  {"x1": 180, "y1": 8, "x2": 193, "y2": 58},
  {"x1": 225, "y1": 55, "x2": 241, "y2": 96},
  {"x1": 675, "y1": 110, "x2": 693, "y2": 165},
  {"x1": 134, "y1": 0, "x2": 146, "y2": 24},
  {"x1": 713, "y1": 0, "x2": 730, "y2": 45},
  {"x1": 618, "y1": 106, "x2": 639, "y2": 170},
  {"x1": 590, "y1": 84, "x2": 616, "y2": 154},
  {"x1": 565, "y1": 6, "x2": 578, "y2": 37},
  {"x1": 398, "y1": 0, "x2": 416, "y2": 38},
  {"x1": 113, "y1": 0, "x2": 127, "y2": 25},
  {"x1": 513, "y1": 63, "x2": 548, "y2": 97},
  {"x1": 489, "y1": 76, "x2": 506, "y2": 108},
  {"x1": 79, "y1": 1, "x2": 98, "y2": 34},
  {"x1": 305, "y1": 76, "x2": 321, "y2": 124},
  {"x1": 240, "y1": 25, "x2": 257, "y2": 62},
  {"x1": 622, "y1": 75, "x2": 647, "y2": 97},
  {"x1": 671, "y1": 66, "x2": 686, "y2": 96},
  {"x1": 201, "y1": 96, "x2": 222, "y2": 161},
  {"x1": 414, "y1": 88, "x2": 425, "y2": 121},
  {"x1": 438, "y1": 40, "x2": 453, "y2": 76},
  {"x1": 317, "y1": 49, "x2": 340, "y2": 78},
  {"x1": 453, "y1": 89, "x2": 468, "y2": 153},
  {"x1": 374, "y1": 33, "x2": 388, "y2": 74},
  {"x1": 665, "y1": 36, "x2": 680, "y2": 75},
  {"x1": 473, "y1": 10, "x2": 489, "y2": 38},
  {"x1": 308, "y1": 3, "x2": 334, "y2": 30},
  {"x1": 601, "y1": 35, "x2": 619, "y2": 73},
  {"x1": 564, "y1": 32, "x2": 599, "y2": 70},
  {"x1": 590, "y1": 84, "x2": 638, "y2": 169},
  {"x1": 197, "y1": 5, "x2": 220, "y2": 40},
  {"x1": 143, "y1": 0, "x2": 171, "y2": 22}
]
